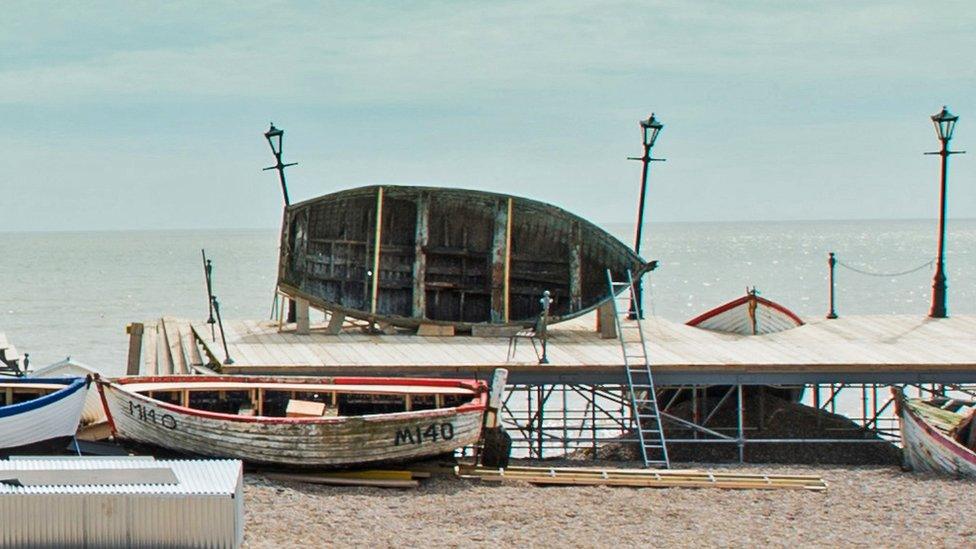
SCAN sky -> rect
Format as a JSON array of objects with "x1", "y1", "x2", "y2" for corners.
[{"x1": 0, "y1": 1, "x2": 974, "y2": 231}]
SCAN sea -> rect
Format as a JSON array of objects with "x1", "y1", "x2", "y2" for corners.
[{"x1": 0, "y1": 218, "x2": 973, "y2": 377}]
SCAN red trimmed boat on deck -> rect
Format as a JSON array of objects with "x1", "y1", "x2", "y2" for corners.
[
  {"x1": 893, "y1": 388, "x2": 976, "y2": 477},
  {"x1": 687, "y1": 288, "x2": 804, "y2": 335},
  {"x1": 97, "y1": 375, "x2": 488, "y2": 467}
]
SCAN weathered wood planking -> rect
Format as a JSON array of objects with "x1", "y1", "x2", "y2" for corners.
[
  {"x1": 98, "y1": 376, "x2": 487, "y2": 467},
  {"x1": 137, "y1": 314, "x2": 976, "y2": 382},
  {"x1": 277, "y1": 185, "x2": 650, "y2": 329}
]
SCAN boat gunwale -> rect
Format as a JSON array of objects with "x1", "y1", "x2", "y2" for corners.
[
  {"x1": 897, "y1": 390, "x2": 976, "y2": 467},
  {"x1": 0, "y1": 377, "x2": 87, "y2": 419},
  {"x1": 686, "y1": 294, "x2": 805, "y2": 328},
  {"x1": 98, "y1": 375, "x2": 488, "y2": 426}
]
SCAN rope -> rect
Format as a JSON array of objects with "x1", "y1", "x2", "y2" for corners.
[{"x1": 837, "y1": 258, "x2": 934, "y2": 278}]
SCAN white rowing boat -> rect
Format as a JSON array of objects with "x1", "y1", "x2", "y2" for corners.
[
  {"x1": 687, "y1": 289, "x2": 804, "y2": 335},
  {"x1": 97, "y1": 375, "x2": 488, "y2": 467},
  {"x1": 30, "y1": 358, "x2": 106, "y2": 425},
  {"x1": 0, "y1": 377, "x2": 89, "y2": 454},
  {"x1": 893, "y1": 388, "x2": 976, "y2": 477}
]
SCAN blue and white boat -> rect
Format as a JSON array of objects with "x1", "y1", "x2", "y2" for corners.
[{"x1": 0, "y1": 377, "x2": 90, "y2": 454}]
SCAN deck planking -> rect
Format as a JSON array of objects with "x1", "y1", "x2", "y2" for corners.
[{"x1": 129, "y1": 314, "x2": 976, "y2": 385}]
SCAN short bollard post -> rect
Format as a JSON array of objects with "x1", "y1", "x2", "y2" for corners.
[{"x1": 827, "y1": 252, "x2": 838, "y2": 319}]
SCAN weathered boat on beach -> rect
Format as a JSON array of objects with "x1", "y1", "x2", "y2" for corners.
[
  {"x1": 687, "y1": 289, "x2": 804, "y2": 335},
  {"x1": 0, "y1": 377, "x2": 89, "y2": 454},
  {"x1": 277, "y1": 185, "x2": 653, "y2": 330},
  {"x1": 30, "y1": 358, "x2": 106, "y2": 425},
  {"x1": 97, "y1": 375, "x2": 488, "y2": 467},
  {"x1": 893, "y1": 388, "x2": 976, "y2": 477}
]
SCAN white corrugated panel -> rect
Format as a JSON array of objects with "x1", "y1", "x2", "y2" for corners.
[{"x1": 0, "y1": 457, "x2": 243, "y2": 548}]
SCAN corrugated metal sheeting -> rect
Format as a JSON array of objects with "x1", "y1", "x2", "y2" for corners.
[{"x1": 0, "y1": 457, "x2": 243, "y2": 548}]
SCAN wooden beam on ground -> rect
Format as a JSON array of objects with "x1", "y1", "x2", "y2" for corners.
[
  {"x1": 125, "y1": 323, "x2": 144, "y2": 376},
  {"x1": 263, "y1": 472, "x2": 419, "y2": 489},
  {"x1": 456, "y1": 465, "x2": 827, "y2": 492}
]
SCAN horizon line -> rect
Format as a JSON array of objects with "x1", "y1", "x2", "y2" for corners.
[{"x1": 1, "y1": 216, "x2": 974, "y2": 235}]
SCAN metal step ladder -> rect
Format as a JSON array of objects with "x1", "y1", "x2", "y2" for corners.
[{"x1": 606, "y1": 269, "x2": 670, "y2": 469}]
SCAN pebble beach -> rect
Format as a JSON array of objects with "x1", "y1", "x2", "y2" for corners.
[{"x1": 242, "y1": 462, "x2": 975, "y2": 547}]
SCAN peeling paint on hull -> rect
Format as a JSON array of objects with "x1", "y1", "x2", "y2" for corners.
[
  {"x1": 895, "y1": 390, "x2": 976, "y2": 477},
  {"x1": 99, "y1": 376, "x2": 487, "y2": 467},
  {"x1": 278, "y1": 185, "x2": 649, "y2": 329}
]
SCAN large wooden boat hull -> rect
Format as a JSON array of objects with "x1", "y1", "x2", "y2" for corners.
[
  {"x1": 687, "y1": 292, "x2": 803, "y2": 335},
  {"x1": 894, "y1": 389, "x2": 976, "y2": 477},
  {"x1": 0, "y1": 377, "x2": 89, "y2": 452},
  {"x1": 278, "y1": 185, "x2": 651, "y2": 329},
  {"x1": 98, "y1": 375, "x2": 488, "y2": 467}
]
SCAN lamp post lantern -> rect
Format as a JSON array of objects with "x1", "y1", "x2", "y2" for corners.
[
  {"x1": 627, "y1": 113, "x2": 666, "y2": 319},
  {"x1": 264, "y1": 123, "x2": 298, "y2": 206},
  {"x1": 925, "y1": 106, "x2": 965, "y2": 318},
  {"x1": 264, "y1": 122, "x2": 300, "y2": 322}
]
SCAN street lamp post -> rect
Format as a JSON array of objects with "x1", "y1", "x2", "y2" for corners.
[
  {"x1": 264, "y1": 123, "x2": 300, "y2": 322},
  {"x1": 264, "y1": 123, "x2": 298, "y2": 206},
  {"x1": 627, "y1": 113, "x2": 665, "y2": 319},
  {"x1": 925, "y1": 107, "x2": 965, "y2": 318}
]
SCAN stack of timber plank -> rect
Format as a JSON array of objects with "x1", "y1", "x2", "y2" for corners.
[
  {"x1": 127, "y1": 318, "x2": 211, "y2": 376},
  {"x1": 263, "y1": 469, "x2": 431, "y2": 489},
  {"x1": 456, "y1": 465, "x2": 827, "y2": 492}
]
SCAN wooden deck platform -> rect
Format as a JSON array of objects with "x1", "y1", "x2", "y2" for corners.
[{"x1": 127, "y1": 314, "x2": 976, "y2": 385}]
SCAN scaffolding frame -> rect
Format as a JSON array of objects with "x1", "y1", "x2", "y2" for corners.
[{"x1": 498, "y1": 382, "x2": 976, "y2": 461}]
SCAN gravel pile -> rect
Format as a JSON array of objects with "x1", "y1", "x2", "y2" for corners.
[{"x1": 243, "y1": 462, "x2": 975, "y2": 547}]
